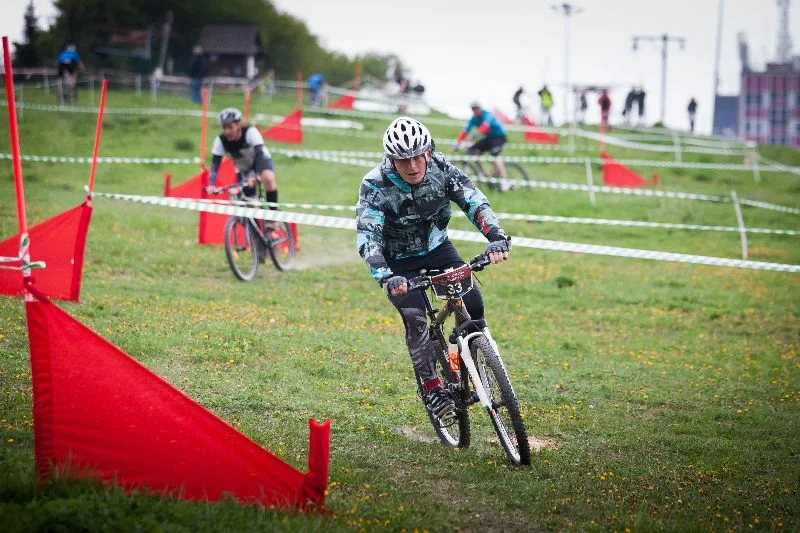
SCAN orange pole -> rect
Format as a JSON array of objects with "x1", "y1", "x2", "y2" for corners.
[
  {"x1": 2, "y1": 36, "x2": 27, "y2": 234},
  {"x1": 354, "y1": 62, "x2": 362, "y2": 91},
  {"x1": 244, "y1": 88, "x2": 252, "y2": 123},
  {"x1": 200, "y1": 88, "x2": 208, "y2": 167},
  {"x1": 87, "y1": 79, "x2": 109, "y2": 193},
  {"x1": 296, "y1": 70, "x2": 303, "y2": 108}
]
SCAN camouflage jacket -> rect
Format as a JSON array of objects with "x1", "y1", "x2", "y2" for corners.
[{"x1": 356, "y1": 152, "x2": 506, "y2": 282}]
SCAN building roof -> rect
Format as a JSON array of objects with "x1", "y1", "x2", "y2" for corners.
[{"x1": 197, "y1": 24, "x2": 262, "y2": 56}]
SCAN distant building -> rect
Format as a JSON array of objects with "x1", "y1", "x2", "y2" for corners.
[
  {"x1": 739, "y1": 58, "x2": 800, "y2": 147},
  {"x1": 196, "y1": 24, "x2": 262, "y2": 79},
  {"x1": 712, "y1": 95, "x2": 739, "y2": 137}
]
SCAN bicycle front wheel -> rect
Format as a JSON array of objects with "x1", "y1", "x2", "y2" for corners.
[
  {"x1": 471, "y1": 335, "x2": 530, "y2": 466},
  {"x1": 224, "y1": 217, "x2": 259, "y2": 282},
  {"x1": 266, "y1": 222, "x2": 296, "y2": 271}
]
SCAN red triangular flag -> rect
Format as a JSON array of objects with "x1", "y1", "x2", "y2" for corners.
[
  {"x1": 262, "y1": 109, "x2": 303, "y2": 144},
  {"x1": 493, "y1": 109, "x2": 514, "y2": 125},
  {"x1": 26, "y1": 289, "x2": 329, "y2": 509},
  {"x1": 523, "y1": 129, "x2": 560, "y2": 144},
  {"x1": 601, "y1": 152, "x2": 648, "y2": 187},
  {"x1": 329, "y1": 94, "x2": 355, "y2": 110},
  {"x1": 0, "y1": 203, "x2": 92, "y2": 301}
]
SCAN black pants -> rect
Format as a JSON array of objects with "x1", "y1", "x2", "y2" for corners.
[{"x1": 387, "y1": 240, "x2": 484, "y2": 383}]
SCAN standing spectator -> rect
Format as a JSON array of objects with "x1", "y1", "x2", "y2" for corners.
[
  {"x1": 634, "y1": 87, "x2": 646, "y2": 126},
  {"x1": 577, "y1": 89, "x2": 588, "y2": 124},
  {"x1": 622, "y1": 89, "x2": 635, "y2": 126},
  {"x1": 261, "y1": 68, "x2": 275, "y2": 98},
  {"x1": 512, "y1": 86, "x2": 525, "y2": 122},
  {"x1": 598, "y1": 89, "x2": 612, "y2": 130},
  {"x1": 308, "y1": 72, "x2": 326, "y2": 106},
  {"x1": 687, "y1": 98, "x2": 698, "y2": 133},
  {"x1": 538, "y1": 85, "x2": 554, "y2": 126},
  {"x1": 188, "y1": 46, "x2": 208, "y2": 104}
]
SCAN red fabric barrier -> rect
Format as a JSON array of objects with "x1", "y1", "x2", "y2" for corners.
[
  {"x1": 165, "y1": 162, "x2": 299, "y2": 248},
  {"x1": 601, "y1": 152, "x2": 649, "y2": 188},
  {"x1": 524, "y1": 129, "x2": 560, "y2": 144},
  {"x1": 262, "y1": 109, "x2": 303, "y2": 144},
  {"x1": 493, "y1": 109, "x2": 514, "y2": 125},
  {"x1": 329, "y1": 94, "x2": 355, "y2": 110},
  {"x1": 25, "y1": 288, "x2": 330, "y2": 509},
  {"x1": 0, "y1": 203, "x2": 92, "y2": 301}
]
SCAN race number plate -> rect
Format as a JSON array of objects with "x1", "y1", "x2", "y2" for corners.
[{"x1": 431, "y1": 264, "x2": 474, "y2": 300}]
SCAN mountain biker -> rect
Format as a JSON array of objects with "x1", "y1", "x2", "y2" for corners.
[
  {"x1": 453, "y1": 102, "x2": 511, "y2": 192},
  {"x1": 357, "y1": 117, "x2": 511, "y2": 422},
  {"x1": 204, "y1": 107, "x2": 279, "y2": 213},
  {"x1": 57, "y1": 44, "x2": 83, "y2": 98}
]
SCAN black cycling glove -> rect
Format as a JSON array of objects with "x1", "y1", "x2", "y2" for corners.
[
  {"x1": 383, "y1": 275, "x2": 408, "y2": 295},
  {"x1": 486, "y1": 238, "x2": 511, "y2": 255}
]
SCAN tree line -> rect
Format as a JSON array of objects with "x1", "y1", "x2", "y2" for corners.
[{"x1": 12, "y1": 0, "x2": 403, "y2": 86}]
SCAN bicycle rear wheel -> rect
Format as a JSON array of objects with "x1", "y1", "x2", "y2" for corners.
[
  {"x1": 266, "y1": 222, "x2": 296, "y2": 271},
  {"x1": 502, "y1": 162, "x2": 529, "y2": 187},
  {"x1": 471, "y1": 335, "x2": 530, "y2": 466},
  {"x1": 416, "y1": 341, "x2": 470, "y2": 448},
  {"x1": 224, "y1": 217, "x2": 259, "y2": 281}
]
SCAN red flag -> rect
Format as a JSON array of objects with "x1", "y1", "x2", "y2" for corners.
[
  {"x1": 262, "y1": 110, "x2": 303, "y2": 144},
  {"x1": 0, "y1": 203, "x2": 92, "y2": 301},
  {"x1": 329, "y1": 94, "x2": 355, "y2": 110},
  {"x1": 601, "y1": 152, "x2": 648, "y2": 188},
  {"x1": 493, "y1": 109, "x2": 514, "y2": 125},
  {"x1": 524, "y1": 129, "x2": 560, "y2": 144},
  {"x1": 25, "y1": 288, "x2": 330, "y2": 509}
]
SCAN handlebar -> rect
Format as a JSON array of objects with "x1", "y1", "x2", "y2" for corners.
[{"x1": 406, "y1": 253, "x2": 490, "y2": 293}]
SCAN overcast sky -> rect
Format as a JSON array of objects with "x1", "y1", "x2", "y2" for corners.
[{"x1": 2, "y1": 0, "x2": 797, "y2": 133}]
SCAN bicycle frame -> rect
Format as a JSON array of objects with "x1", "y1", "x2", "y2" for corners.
[{"x1": 415, "y1": 270, "x2": 495, "y2": 410}]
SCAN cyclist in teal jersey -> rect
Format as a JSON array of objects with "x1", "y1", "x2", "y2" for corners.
[{"x1": 453, "y1": 102, "x2": 511, "y2": 191}]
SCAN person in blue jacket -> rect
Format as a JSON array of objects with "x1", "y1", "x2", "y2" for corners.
[{"x1": 453, "y1": 102, "x2": 511, "y2": 191}]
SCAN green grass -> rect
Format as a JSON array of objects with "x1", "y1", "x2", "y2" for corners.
[{"x1": 1, "y1": 87, "x2": 799, "y2": 531}]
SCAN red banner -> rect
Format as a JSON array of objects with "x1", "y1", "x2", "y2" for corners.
[
  {"x1": 26, "y1": 289, "x2": 329, "y2": 509},
  {"x1": 262, "y1": 109, "x2": 303, "y2": 144},
  {"x1": 601, "y1": 152, "x2": 649, "y2": 188},
  {"x1": 0, "y1": 203, "x2": 92, "y2": 301}
]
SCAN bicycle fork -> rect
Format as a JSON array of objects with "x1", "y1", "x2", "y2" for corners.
[{"x1": 457, "y1": 331, "x2": 494, "y2": 409}]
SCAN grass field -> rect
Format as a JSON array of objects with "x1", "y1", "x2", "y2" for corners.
[{"x1": 1, "y1": 87, "x2": 799, "y2": 531}]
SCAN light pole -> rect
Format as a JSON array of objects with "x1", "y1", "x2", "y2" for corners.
[
  {"x1": 632, "y1": 33, "x2": 686, "y2": 125},
  {"x1": 552, "y1": 3, "x2": 583, "y2": 125},
  {"x1": 712, "y1": 0, "x2": 725, "y2": 134}
]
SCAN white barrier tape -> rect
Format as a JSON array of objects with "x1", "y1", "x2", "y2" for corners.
[
  {"x1": 0, "y1": 233, "x2": 46, "y2": 272},
  {"x1": 194, "y1": 197, "x2": 799, "y2": 236},
  {"x1": 1, "y1": 100, "x2": 207, "y2": 117},
  {"x1": 276, "y1": 145, "x2": 795, "y2": 173},
  {"x1": 89, "y1": 191, "x2": 800, "y2": 273},
  {"x1": 271, "y1": 149, "x2": 800, "y2": 213},
  {"x1": 578, "y1": 129, "x2": 744, "y2": 155},
  {"x1": 0, "y1": 152, "x2": 199, "y2": 165},
  {"x1": 305, "y1": 106, "x2": 752, "y2": 156}
]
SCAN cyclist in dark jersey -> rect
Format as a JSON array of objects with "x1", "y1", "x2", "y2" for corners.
[
  {"x1": 205, "y1": 107, "x2": 279, "y2": 210},
  {"x1": 357, "y1": 117, "x2": 511, "y2": 422}
]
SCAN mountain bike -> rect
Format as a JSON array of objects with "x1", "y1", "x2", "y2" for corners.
[
  {"x1": 59, "y1": 71, "x2": 77, "y2": 105},
  {"x1": 451, "y1": 146, "x2": 528, "y2": 192},
  {"x1": 214, "y1": 183, "x2": 296, "y2": 281},
  {"x1": 407, "y1": 251, "x2": 531, "y2": 466}
]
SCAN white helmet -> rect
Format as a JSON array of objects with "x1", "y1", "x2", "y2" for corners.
[
  {"x1": 383, "y1": 117, "x2": 433, "y2": 159},
  {"x1": 218, "y1": 107, "x2": 242, "y2": 125}
]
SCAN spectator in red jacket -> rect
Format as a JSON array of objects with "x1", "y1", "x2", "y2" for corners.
[{"x1": 598, "y1": 90, "x2": 612, "y2": 131}]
